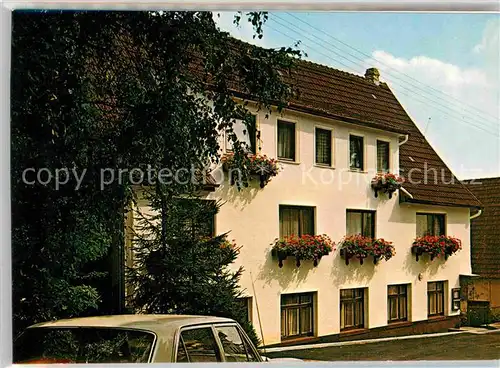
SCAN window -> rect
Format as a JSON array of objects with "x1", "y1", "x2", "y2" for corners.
[
  {"x1": 346, "y1": 210, "x2": 375, "y2": 238},
  {"x1": 428, "y1": 281, "x2": 445, "y2": 317},
  {"x1": 277, "y1": 120, "x2": 296, "y2": 161},
  {"x1": 388, "y1": 284, "x2": 408, "y2": 323},
  {"x1": 349, "y1": 135, "x2": 364, "y2": 170},
  {"x1": 176, "y1": 327, "x2": 221, "y2": 363},
  {"x1": 281, "y1": 293, "x2": 314, "y2": 339},
  {"x1": 340, "y1": 288, "x2": 365, "y2": 330},
  {"x1": 175, "y1": 199, "x2": 216, "y2": 239},
  {"x1": 215, "y1": 325, "x2": 259, "y2": 362},
  {"x1": 279, "y1": 206, "x2": 315, "y2": 238},
  {"x1": 237, "y1": 297, "x2": 252, "y2": 323},
  {"x1": 451, "y1": 288, "x2": 460, "y2": 311},
  {"x1": 417, "y1": 213, "x2": 445, "y2": 237},
  {"x1": 225, "y1": 115, "x2": 257, "y2": 154},
  {"x1": 315, "y1": 128, "x2": 332, "y2": 166},
  {"x1": 13, "y1": 328, "x2": 155, "y2": 364},
  {"x1": 377, "y1": 140, "x2": 390, "y2": 173}
]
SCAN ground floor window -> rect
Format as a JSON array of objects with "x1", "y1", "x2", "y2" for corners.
[
  {"x1": 388, "y1": 284, "x2": 409, "y2": 323},
  {"x1": 340, "y1": 288, "x2": 365, "y2": 331},
  {"x1": 237, "y1": 297, "x2": 252, "y2": 323},
  {"x1": 280, "y1": 293, "x2": 314, "y2": 339},
  {"x1": 428, "y1": 281, "x2": 445, "y2": 317}
]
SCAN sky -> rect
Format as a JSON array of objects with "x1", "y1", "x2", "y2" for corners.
[{"x1": 214, "y1": 12, "x2": 500, "y2": 180}]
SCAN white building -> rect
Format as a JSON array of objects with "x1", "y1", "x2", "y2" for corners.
[{"x1": 126, "y1": 62, "x2": 481, "y2": 346}]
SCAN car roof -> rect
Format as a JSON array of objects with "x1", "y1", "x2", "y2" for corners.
[{"x1": 28, "y1": 314, "x2": 236, "y2": 335}]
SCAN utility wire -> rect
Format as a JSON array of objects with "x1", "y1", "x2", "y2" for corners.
[
  {"x1": 266, "y1": 17, "x2": 500, "y2": 137},
  {"x1": 274, "y1": 13, "x2": 499, "y2": 132},
  {"x1": 284, "y1": 12, "x2": 500, "y2": 125}
]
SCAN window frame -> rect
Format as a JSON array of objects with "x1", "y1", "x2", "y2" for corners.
[
  {"x1": 451, "y1": 288, "x2": 461, "y2": 311},
  {"x1": 376, "y1": 139, "x2": 390, "y2": 173},
  {"x1": 340, "y1": 288, "x2": 366, "y2": 331},
  {"x1": 280, "y1": 292, "x2": 315, "y2": 340},
  {"x1": 225, "y1": 114, "x2": 257, "y2": 154},
  {"x1": 427, "y1": 281, "x2": 446, "y2": 317},
  {"x1": 387, "y1": 284, "x2": 409, "y2": 323},
  {"x1": 416, "y1": 213, "x2": 446, "y2": 237},
  {"x1": 314, "y1": 126, "x2": 334, "y2": 167},
  {"x1": 277, "y1": 119, "x2": 297, "y2": 162},
  {"x1": 174, "y1": 198, "x2": 217, "y2": 239},
  {"x1": 279, "y1": 205, "x2": 315, "y2": 238},
  {"x1": 346, "y1": 209, "x2": 376, "y2": 238},
  {"x1": 237, "y1": 297, "x2": 252, "y2": 323},
  {"x1": 349, "y1": 134, "x2": 365, "y2": 171}
]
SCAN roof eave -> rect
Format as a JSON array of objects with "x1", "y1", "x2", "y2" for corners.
[{"x1": 400, "y1": 195, "x2": 482, "y2": 210}]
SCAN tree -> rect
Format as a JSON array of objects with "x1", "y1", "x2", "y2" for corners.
[
  {"x1": 127, "y1": 197, "x2": 260, "y2": 345},
  {"x1": 11, "y1": 10, "x2": 300, "y2": 339}
]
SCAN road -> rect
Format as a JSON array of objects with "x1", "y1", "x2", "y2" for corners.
[{"x1": 266, "y1": 331, "x2": 500, "y2": 361}]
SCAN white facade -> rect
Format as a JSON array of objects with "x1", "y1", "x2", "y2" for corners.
[{"x1": 131, "y1": 106, "x2": 472, "y2": 346}]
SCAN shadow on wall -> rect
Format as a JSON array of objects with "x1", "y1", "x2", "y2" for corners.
[
  {"x1": 257, "y1": 247, "x2": 319, "y2": 289},
  {"x1": 402, "y1": 247, "x2": 444, "y2": 280},
  {"x1": 330, "y1": 250, "x2": 377, "y2": 286},
  {"x1": 216, "y1": 176, "x2": 260, "y2": 210}
]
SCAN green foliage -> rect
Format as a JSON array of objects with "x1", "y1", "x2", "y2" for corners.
[
  {"x1": 128, "y1": 198, "x2": 260, "y2": 346},
  {"x1": 12, "y1": 10, "x2": 298, "y2": 341}
]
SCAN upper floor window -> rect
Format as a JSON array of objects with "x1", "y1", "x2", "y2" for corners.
[
  {"x1": 277, "y1": 120, "x2": 296, "y2": 161},
  {"x1": 346, "y1": 210, "x2": 375, "y2": 238},
  {"x1": 377, "y1": 140, "x2": 390, "y2": 173},
  {"x1": 279, "y1": 205, "x2": 314, "y2": 238},
  {"x1": 416, "y1": 213, "x2": 445, "y2": 237},
  {"x1": 315, "y1": 128, "x2": 332, "y2": 166},
  {"x1": 175, "y1": 198, "x2": 216, "y2": 239},
  {"x1": 349, "y1": 135, "x2": 364, "y2": 170},
  {"x1": 226, "y1": 115, "x2": 256, "y2": 154}
]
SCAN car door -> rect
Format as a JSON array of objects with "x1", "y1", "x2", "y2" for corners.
[
  {"x1": 212, "y1": 323, "x2": 261, "y2": 363},
  {"x1": 174, "y1": 325, "x2": 223, "y2": 363}
]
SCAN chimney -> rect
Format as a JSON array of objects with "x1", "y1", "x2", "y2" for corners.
[{"x1": 365, "y1": 67, "x2": 380, "y2": 85}]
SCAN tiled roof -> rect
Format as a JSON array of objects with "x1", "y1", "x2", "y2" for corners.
[
  {"x1": 283, "y1": 58, "x2": 482, "y2": 208},
  {"x1": 465, "y1": 177, "x2": 500, "y2": 278}
]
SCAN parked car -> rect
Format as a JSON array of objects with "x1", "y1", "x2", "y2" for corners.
[{"x1": 13, "y1": 314, "x2": 301, "y2": 363}]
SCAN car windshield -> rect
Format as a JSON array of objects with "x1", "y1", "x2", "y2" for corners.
[{"x1": 13, "y1": 327, "x2": 155, "y2": 364}]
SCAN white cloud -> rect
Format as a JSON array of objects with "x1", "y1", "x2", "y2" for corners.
[
  {"x1": 473, "y1": 18, "x2": 499, "y2": 56},
  {"x1": 366, "y1": 47, "x2": 499, "y2": 178}
]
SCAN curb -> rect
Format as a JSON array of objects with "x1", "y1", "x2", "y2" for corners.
[{"x1": 260, "y1": 329, "x2": 500, "y2": 354}]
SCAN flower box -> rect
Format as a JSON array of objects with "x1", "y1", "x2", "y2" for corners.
[
  {"x1": 339, "y1": 235, "x2": 395, "y2": 265},
  {"x1": 270, "y1": 234, "x2": 334, "y2": 268},
  {"x1": 371, "y1": 173, "x2": 404, "y2": 199},
  {"x1": 221, "y1": 153, "x2": 280, "y2": 188},
  {"x1": 411, "y1": 235, "x2": 462, "y2": 262}
]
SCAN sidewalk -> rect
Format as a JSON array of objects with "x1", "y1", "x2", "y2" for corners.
[{"x1": 262, "y1": 325, "x2": 500, "y2": 354}]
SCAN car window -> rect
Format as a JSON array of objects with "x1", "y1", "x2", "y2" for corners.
[
  {"x1": 176, "y1": 327, "x2": 221, "y2": 363},
  {"x1": 13, "y1": 327, "x2": 155, "y2": 364},
  {"x1": 215, "y1": 325, "x2": 259, "y2": 362}
]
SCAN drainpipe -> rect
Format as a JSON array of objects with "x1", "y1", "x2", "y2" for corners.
[
  {"x1": 399, "y1": 134, "x2": 409, "y2": 146},
  {"x1": 470, "y1": 209, "x2": 482, "y2": 220},
  {"x1": 400, "y1": 186, "x2": 413, "y2": 199}
]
